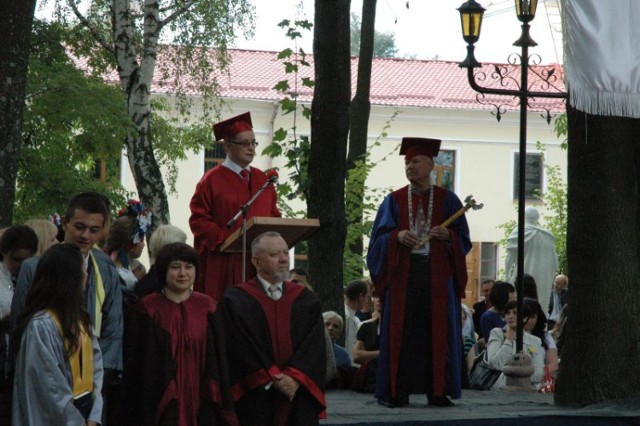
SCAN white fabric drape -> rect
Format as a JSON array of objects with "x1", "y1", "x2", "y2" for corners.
[{"x1": 564, "y1": 0, "x2": 640, "y2": 118}]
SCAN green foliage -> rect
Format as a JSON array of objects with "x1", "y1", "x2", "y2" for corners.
[
  {"x1": 535, "y1": 140, "x2": 568, "y2": 274},
  {"x1": 15, "y1": 21, "x2": 132, "y2": 222},
  {"x1": 554, "y1": 113, "x2": 568, "y2": 150},
  {"x1": 343, "y1": 111, "x2": 401, "y2": 282},
  {"x1": 350, "y1": 13, "x2": 399, "y2": 58},
  {"x1": 149, "y1": 98, "x2": 214, "y2": 194},
  {"x1": 263, "y1": 18, "x2": 314, "y2": 218}
]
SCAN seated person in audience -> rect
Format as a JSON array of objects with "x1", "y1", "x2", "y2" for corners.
[
  {"x1": 480, "y1": 281, "x2": 516, "y2": 344},
  {"x1": 24, "y1": 219, "x2": 59, "y2": 256},
  {"x1": 461, "y1": 306, "x2": 477, "y2": 375},
  {"x1": 323, "y1": 311, "x2": 352, "y2": 367},
  {"x1": 344, "y1": 279, "x2": 369, "y2": 360},
  {"x1": 352, "y1": 294, "x2": 381, "y2": 392},
  {"x1": 355, "y1": 278, "x2": 374, "y2": 322},
  {"x1": 550, "y1": 304, "x2": 568, "y2": 357},
  {"x1": 472, "y1": 279, "x2": 494, "y2": 338},
  {"x1": 289, "y1": 267, "x2": 312, "y2": 290},
  {"x1": 461, "y1": 303, "x2": 475, "y2": 343},
  {"x1": 517, "y1": 273, "x2": 539, "y2": 301},
  {"x1": 486, "y1": 300, "x2": 545, "y2": 390},
  {"x1": 523, "y1": 297, "x2": 559, "y2": 378},
  {"x1": 323, "y1": 310, "x2": 355, "y2": 389},
  {"x1": 134, "y1": 224, "x2": 188, "y2": 298}
]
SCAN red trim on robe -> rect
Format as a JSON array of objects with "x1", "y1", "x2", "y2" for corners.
[
  {"x1": 189, "y1": 165, "x2": 281, "y2": 301},
  {"x1": 232, "y1": 280, "x2": 326, "y2": 420},
  {"x1": 384, "y1": 186, "x2": 465, "y2": 398}
]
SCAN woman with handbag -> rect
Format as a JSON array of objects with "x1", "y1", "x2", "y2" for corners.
[
  {"x1": 486, "y1": 300, "x2": 545, "y2": 390},
  {"x1": 12, "y1": 243, "x2": 103, "y2": 425}
]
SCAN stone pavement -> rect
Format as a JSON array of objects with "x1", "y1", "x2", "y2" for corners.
[{"x1": 321, "y1": 389, "x2": 640, "y2": 425}]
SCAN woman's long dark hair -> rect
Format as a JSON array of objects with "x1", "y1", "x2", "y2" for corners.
[
  {"x1": 523, "y1": 297, "x2": 549, "y2": 350},
  {"x1": 12, "y1": 244, "x2": 92, "y2": 358}
]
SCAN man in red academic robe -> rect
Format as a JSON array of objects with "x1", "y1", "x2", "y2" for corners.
[
  {"x1": 219, "y1": 232, "x2": 326, "y2": 425},
  {"x1": 367, "y1": 137, "x2": 471, "y2": 408},
  {"x1": 189, "y1": 112, "x2": 281, "y2": 301}
]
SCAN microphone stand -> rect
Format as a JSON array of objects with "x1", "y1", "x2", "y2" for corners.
[{"x1": 226, "y1": 176, "x2": 277, "y2": 282}]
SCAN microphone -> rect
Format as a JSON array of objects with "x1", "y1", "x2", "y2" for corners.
[{"x1": 266, "y1": 169, "x2": 279, "y2": 185}]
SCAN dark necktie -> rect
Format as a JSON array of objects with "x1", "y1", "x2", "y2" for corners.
[{"x1": 240, "y1": 169, "x2": 250, "y2": 188}]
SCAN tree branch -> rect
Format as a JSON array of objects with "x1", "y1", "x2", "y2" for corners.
[
  {"x1": 66, "y1": 0, "x2": 114, "y2": 54},
  {"x1": 158, "y1": 0, "x2": 198, "y2": 30}
]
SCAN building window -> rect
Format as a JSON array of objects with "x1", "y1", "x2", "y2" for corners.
[
  {"x1": 204, "y1": 142, "x2": 226, "y2": 171},
  {"x1": 432, "y1": 149, "x2": 455, "y2": 191},
  {"x1": 479, "y1": 242, "x2": 497, "y2": 283},
  {"x1": 93, "y1": 158, "x2": 120, "y2": 183},
  {"x1": 513, "y1": 152, "x2": 543, "y2": 200}
]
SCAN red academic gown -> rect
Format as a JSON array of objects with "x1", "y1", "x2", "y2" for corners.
[
  {"x1": 219, "y1": 279, "x2": 326, "y2": 426},
  {"x1": 189, "y1": 165, "x2": 281, "y2": 301},
  {"x1": 119, "y1": 292, "x2": 237, "y2": 426}
]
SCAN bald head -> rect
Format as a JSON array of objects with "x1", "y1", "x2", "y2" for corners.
[{"x1": 554, "y1": 274, "x2": 568, "y2": 291}]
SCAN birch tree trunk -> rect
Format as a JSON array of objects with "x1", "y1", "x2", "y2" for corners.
[
  {"x1": 309, "y1": 0, "x2": 351, "y2": 313},
  {"x1": 555, "y1": 104, "x2": 640, "y2": 405},
  {"x1": 113, "y1": 0, "x2": 170, "y2": 227},
  {"x1": 0, "y1": 0, "x2": 37, "y2": 226}
]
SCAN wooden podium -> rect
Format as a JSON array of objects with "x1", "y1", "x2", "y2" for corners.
[{"x1": 219, "y1": 217, "x2": 320, "y2": 253}]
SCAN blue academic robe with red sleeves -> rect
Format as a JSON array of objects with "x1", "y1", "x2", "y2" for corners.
[
  {"x1": 189, "y1": 165, "x2": 280, "y2": 302},
  {"x1": 367, "y1": 185, "x2": 471, "y2": 401}
]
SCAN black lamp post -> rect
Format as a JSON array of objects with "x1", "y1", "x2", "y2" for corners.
[{"x1": 457, "y1": 0, "x2": 566, "y2": 354}]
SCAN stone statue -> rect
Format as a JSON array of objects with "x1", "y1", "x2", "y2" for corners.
[{"x1": 505, "y1": 207, "x2": 558, "y2": 310}]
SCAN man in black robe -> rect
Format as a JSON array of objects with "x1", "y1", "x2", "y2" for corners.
[{"x1": 219, "y1": 231, "x2": 326, "y2": 425}]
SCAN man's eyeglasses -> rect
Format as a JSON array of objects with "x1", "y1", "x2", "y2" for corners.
[{"x1": 229, "y1": 140, "x2": 259, "y2": 148}]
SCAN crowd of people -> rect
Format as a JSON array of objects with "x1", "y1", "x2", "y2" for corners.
[{"x1": 0, "y1": 113, "x2": 570, "y2": 425}]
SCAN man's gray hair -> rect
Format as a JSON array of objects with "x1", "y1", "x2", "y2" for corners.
[
  {"x1": 322, "y1": 311, "x2": 344, "y2": 331},
  {"x1": 251, "y1": 231, "x2": 283, "y2": 256},
  {"x1": 149, "y1": 224, "x2": 188, "y2": 264}
]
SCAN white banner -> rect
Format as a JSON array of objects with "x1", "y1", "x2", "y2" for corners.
[{"x1": 564, "y1": 0, "x2": 640, "y2": 118}]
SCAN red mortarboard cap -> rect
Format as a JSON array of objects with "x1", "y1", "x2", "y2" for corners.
[
  {"x1": 400, "y1": 137, "x2": 441, "y2": 160},
  {"x1": 212, "y1": 112, "x2": 253, "y2": 141}
]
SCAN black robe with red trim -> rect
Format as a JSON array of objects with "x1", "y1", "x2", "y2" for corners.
[
  {"x1": 219, "y1": 279, "x2": 326, "y2": 425},
  {"x1": 367, "y1": 185, "x2": 471, "y2": 401}
]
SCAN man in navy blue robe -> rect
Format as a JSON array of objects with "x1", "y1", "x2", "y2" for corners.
[{"x1": 367, "y1": 137, "x2": 471, "y2": 407}]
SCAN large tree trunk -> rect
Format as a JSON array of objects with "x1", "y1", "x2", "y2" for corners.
[
  {"x1": 0, "y1": 0, "x2": 37, "y2": 226},
  {"x1": 113, "y1": 0, "x2": 170, "y2": 228},
  {"x1": 555, "y1": 104, "x2": 640, "y2": 405},
  {"x1": 345, "y1": 0, "x2": 376, "y2": 279},
  {"x1": 309, "y1": 0, "x2": 351, "y2": 313}
]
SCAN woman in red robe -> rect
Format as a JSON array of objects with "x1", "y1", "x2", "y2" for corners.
[{"x1": 118, "y1": 243, "x2": 236, "y2": 425}]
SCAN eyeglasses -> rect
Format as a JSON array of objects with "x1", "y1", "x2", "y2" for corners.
[{"x1": 229, "y1": 140, "x2": 259, "y2": 148}]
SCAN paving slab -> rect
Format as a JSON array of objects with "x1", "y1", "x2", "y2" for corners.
[{"x1": 321, "y1": 389, "x2": 640, "y2": 425}]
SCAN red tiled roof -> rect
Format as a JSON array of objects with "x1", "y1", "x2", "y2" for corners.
[{"x1": 94, "y1": 48, "x2": 566, "y2": 113}]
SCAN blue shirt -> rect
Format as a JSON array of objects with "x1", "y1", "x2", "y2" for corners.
[
  {"x1": 332, "y1": 342, "x2": 352, "y2": 368},
  {"x1": 480, "y1": 309, "x2": 505, "y2": 342}
]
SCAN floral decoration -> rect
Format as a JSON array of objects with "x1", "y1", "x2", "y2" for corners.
[
  {"x1": 48, "y1": 213, "x2": 62, "y2": 227},
  {"x1": 117, "y1": 199, "x2": 152, "y2": 244}
]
